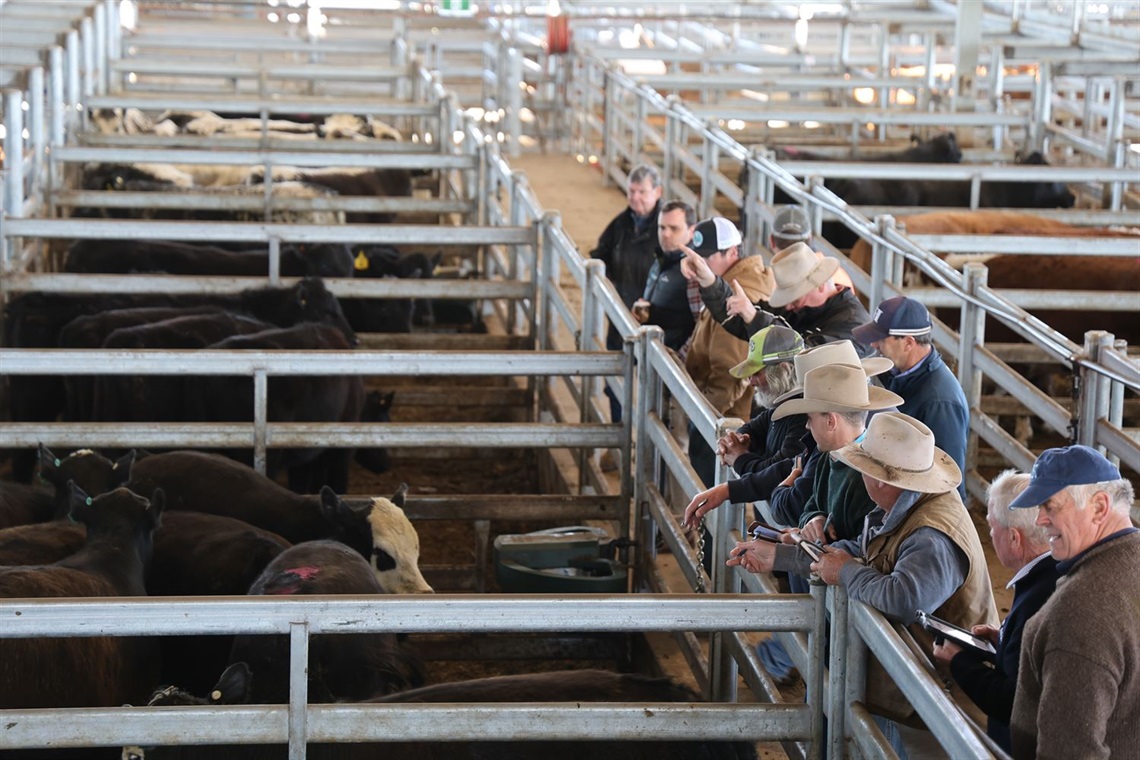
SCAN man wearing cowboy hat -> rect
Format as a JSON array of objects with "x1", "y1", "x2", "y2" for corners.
[
  {"x1": 1005, "y1": 445, "x2": 1139, "y2": 760},
  {"x1": 728, "y1": 412, "x2": 997, "y2": 727},
  {"x1": 684, "y1": 364, "x2": 898, "y2": 537},
  {"x1": 681, "y1": 241, "x2": 873, "y2": 356},
  {"x1": 853, "y1": 295, "x2": 969, "y2": 498}
]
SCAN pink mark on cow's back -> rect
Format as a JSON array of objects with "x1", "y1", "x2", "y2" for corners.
[{"x1": 262, "y1": 565, "x2": 322, "y2": 595}]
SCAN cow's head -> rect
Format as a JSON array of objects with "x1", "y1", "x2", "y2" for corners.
[
  {"x1": 366, "y1": 484, "x2": 433, "y2": 595},
  {"x1": 294, "y1": 277, "x2": 358, "y2": 346},
  {"x1": 40, "y1": 444, "x2": 135, "y2": 519}
]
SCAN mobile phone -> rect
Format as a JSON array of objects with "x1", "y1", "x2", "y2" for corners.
[
  {"x1": 916, "y1": 611, "x2": 996, "y2": 655},
  {"x1": 747, "y1": 520, "x2": 782, "y2": 543}
]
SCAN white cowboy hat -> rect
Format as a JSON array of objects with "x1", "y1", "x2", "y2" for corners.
[
  {"x1": 767, "y1": 242, "x2": 842, "y2": 308},
  {"x1": 831, "y1": 411, "x2": 962, "y2": 493},
  {"x1": 771, "y1": 340, "x2": 894, "y2": 405},
  {"x1": 771, "y1": 363, "x2": 902, "y2": 421}
]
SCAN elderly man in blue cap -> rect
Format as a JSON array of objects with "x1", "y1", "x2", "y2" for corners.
[
  {"x1": 1007, "y1": 445, "x2": 1139, "y2": 760},
  {"x1": 853, "y1": 295, "x2": 968, "y2": 497}
]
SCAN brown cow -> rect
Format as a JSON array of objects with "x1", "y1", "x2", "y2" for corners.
[{"x1": 847, "y1": 211, "x2": 1140, "y2": 344}]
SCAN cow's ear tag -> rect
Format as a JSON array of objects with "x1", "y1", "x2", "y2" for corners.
[
  {"x1": 354, "y1": 251, "x2": 369, "y2": 271},
  {"x1": 55, "y1": 458, "x2": 62, "y2": 467},
  {"x1": 85, "y1": 497, "x2": 93, "y2": 506}
]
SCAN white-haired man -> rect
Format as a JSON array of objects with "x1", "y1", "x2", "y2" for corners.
[
  {"x1": 933, "y1": 469, "x2": 1060, "y2": 753},
  {"x1": 1006, "y1": 445, "x2": 1139, "y2": 760}
]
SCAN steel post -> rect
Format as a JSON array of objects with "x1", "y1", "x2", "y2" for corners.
[
  {"x1": 827, "y1": 585, "x2": 850, "y2": 759},
  {"x1": 288, "y1": 622, "x2": 310, "y2": 760},
  {"x1": 253, "y1": 369, "x2": 268, "y2": 475},
  {"x1": 806, "y1": 579, "x2": 827, "y2": 760},
  {"x1": 869, "y1": 215, "x2": 895, "y2": 310},
  {"x1": 1077, "y1": 331, "x2": 1114, "y2": 450},
  {"x1": 28, "y1": 68, "x2": 45, "y2": 209},
  {"x1": 959, "y1": 263, "x2": 988, "y2": 498},
  {"x1": 65, "y1": 30, "x2": 81, "y2": 133}
]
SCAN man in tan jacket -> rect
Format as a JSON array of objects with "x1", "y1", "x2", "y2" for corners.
[{"x1": 681, "y1": 217, "x2": 774, "y2": 486}]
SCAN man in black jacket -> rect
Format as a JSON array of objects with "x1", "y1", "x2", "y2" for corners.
[
  {"x1": 631, "y1": 200, "x2": 697, "y2": 352},
  {"x1": 589, "y1": 164, "x2": 663, "y2": 424}
]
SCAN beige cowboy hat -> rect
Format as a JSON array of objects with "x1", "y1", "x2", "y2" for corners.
[
  {"x1": 767, "y1": 242, "x2": 842, "y2": 308},
  {"x1": 771, "y1": 363, "x2": 902, "y2": 421},
  {"x1": 771, "y1": 340, "x2": 894, "y2": 405},
  {"x1": 831, "y1": 411, "x2": 962, "y2": 493}
]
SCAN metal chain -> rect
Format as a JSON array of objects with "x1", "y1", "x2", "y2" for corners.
[{"x1": 695, "y1": 517, "x2": 707, "y2": 593}]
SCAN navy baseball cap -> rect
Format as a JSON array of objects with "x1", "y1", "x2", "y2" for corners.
[
  {"x1": 852, "y1": 296, "x2": 932, "y2": 345},
  {"x1": 1009, "y1": 445, "x2": 1122, "y2": 509},
  {"x1": 690, "y1": 217, "x2": 742, "y2": 257}
]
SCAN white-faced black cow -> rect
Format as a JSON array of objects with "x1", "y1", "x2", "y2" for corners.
[{"x1": 0, "y1": 484, "x2": 163, "y2": 711}]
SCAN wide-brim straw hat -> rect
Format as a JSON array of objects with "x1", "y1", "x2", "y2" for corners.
[
  {"x1": 831, "y1": 411, "x2": 962, "y2": 493},
  {"x1": 771, "y1": 340, "x2": 894, "y2": 405},
  {"x1": 767, "y1": 242, "x2": 842, "y2": 308},
  {"x1": 771, "y1": 363, "x2": 903, "y2": 421}
]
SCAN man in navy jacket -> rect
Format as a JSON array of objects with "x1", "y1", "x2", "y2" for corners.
[
  {"x1": 933, "y1": 469, "x2": 1059, "y2": 752},
  {"x1": 853, "y1": 296, "x2": 969, "y2": 497}
]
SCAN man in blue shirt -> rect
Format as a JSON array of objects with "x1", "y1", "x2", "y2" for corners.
[{"x1": 853, "y1": 296, "x2": 969, "y2": 497}]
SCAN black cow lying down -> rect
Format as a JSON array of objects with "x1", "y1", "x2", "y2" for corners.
[
  {"x1": 65, "y1": 238, "x2": 355, "y2": 280},
  {"x1": 128, "y1": 665, "x2": 758, "y2": 760}
]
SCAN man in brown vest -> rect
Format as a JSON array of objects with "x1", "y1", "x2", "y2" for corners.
[{"x1": 729, "y1": 412, "x2": 997, "y2": 754}]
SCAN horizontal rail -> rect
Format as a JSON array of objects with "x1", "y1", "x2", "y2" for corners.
[
  {"x1": 0, "y1": 702, "x2": 812, "y2": 747},
  {"x1": 778, "y1": 160, "x2": 1136, "y2": 182},
  {"x1": 0, "y1": 349, "x2": 623, "y2": 376},
  {"x1": 0, "y1": 422, "x2": 625, "y2": 449},
  {"x1": 1, "y1": 273, "x2": 525, "y2": 298},
  {"x1": 1, "y1": 219, "x2": 536, "y2": 245},
  {"x1": 84, "y1": 93, "x2": 436, "y2": 117},
  {"x1": 56, "y1": 189, "x2": 473, "y2": 214},
  {"x1": 0, "y1": 594, "x2": 816, "y2": 636},
  {"x1": 54, "y1": 145, "x2": 475, "y2": 170},
  {"x1": 906, "y1": 234, "x2": 1140, "y2": 256}
]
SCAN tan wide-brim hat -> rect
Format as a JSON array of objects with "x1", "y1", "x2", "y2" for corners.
[
  {"x1": 767, "y1": 242, "x2": 842, "y2": 308},
  {"x1": 831, "y1": 411, "x2": 962, "y2": 493},
  {"x1": 771, "y1": 340, "x2": 894, "y2": 405},
  {"x1": 771, "y1": 363, "x2": 903, "y2": 421}
]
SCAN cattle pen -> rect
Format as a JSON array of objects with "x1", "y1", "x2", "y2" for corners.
[{"x1": 1, "y1": 2, "x2": 1138, "y2": 759}]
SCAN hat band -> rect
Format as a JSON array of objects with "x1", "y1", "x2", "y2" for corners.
[
  {"x1": 888, "y1": 326, "x2": 932, "y2": 336},
  {"x1": 860, "y1": 449, "x2": 934, "y2": 474}
]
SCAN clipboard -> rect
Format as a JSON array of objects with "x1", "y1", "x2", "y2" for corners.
[{"x1": 916, "y1": 611, "x2": 996, "y2": 655}]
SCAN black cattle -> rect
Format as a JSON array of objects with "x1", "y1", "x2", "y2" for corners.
[
  {"x1": 149, "y1": 511, "x2": 292, "y2": 696},
  {"x1": 131, "y1": 666, "x2": 758, "y2": 760},
  {"x1": 229, "y1": 540, "x2": 424, "y2": 704},
  {"x1": 58, "y1": 305, "x2": 224, "y2": 421},
  {"x1": 65, "y1": 239, "x2": 354, "y2": 280},
  {"x1": 189, "y1": 323, "x2": 362, "y2": 492},
  {"x1": 0, "y1": 519, "x2": 86, "y2": 565},
  {"x1": 342, "y1": 245, "x2": 441, "y2": 331},
  {"x1": 0, "y1": 482, "x2": 54, "y2": 531},
  {"x1": 776, "y1": 131, "x2": 962, "y2": 163},
  {"x1": 775, "y1": 150, "x2": 1077, "y2": 249},
  {"x1": 0, "y1": 509, "x2": 290, "y2": 697},
  {"x1": 0, "y1": 485, "x2": 163, "y2": 712},
  {"x1": 93, "y1": 312, "x2": 275, "y2": 425},
  {"x1": 353, "y1": 390, "x2": 394, "y2": 474},
  {"x1": 249, "y1": 166, "x2": 413, "y2": 223},
  {"x1": 36, "y1": 445, "x2": 136, "y2": 519},
  {"x1": 126, "y1": 454, "x2": 432, "y2": 593},
  {"x1": 3, "y1": 278, "x2": 354, "y2": 481}
]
